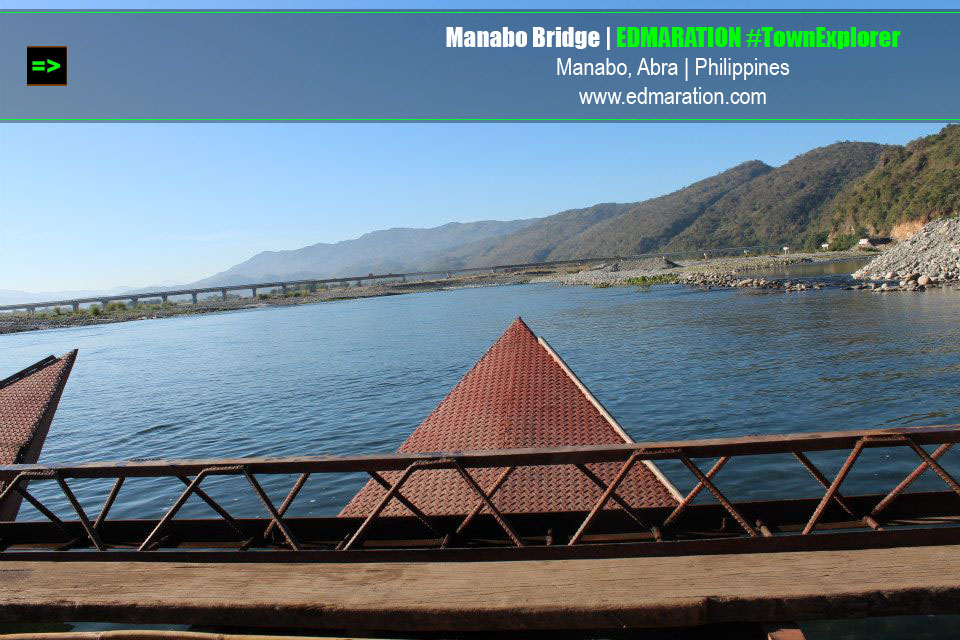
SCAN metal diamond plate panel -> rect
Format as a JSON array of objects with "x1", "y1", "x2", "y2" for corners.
[
  {"x1": 340, "y1": 319, "x2": 675, "y2": 516},
  {"x1": 0, "y1": 351, "x2": 76, "y2": 466}
]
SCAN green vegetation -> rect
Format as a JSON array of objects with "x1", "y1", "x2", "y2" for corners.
[
  {"x1": 559, "y1": 161, "x2": 774, "y2": 258},
  {"x1": 801, "y1": 229, "x2": 829, "y2": 252},
  {"x1": 623, "y1": 274, "x2": 681, "y2": 286},
  {"x1": 592, "y1": 274, "x2": 680, "y2": 290},
  {"x1": 828, "y1": 233, "x2": 859, "y2": 251},
  {"x1": 665, "y1": 142, "x2": 890, "y2": 251},
  {"x1": 830, "y1": 124, "x2": 960, "y2": 235}
]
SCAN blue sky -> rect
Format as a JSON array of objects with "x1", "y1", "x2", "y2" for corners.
[
  {"x1": 0, "y1": 122, "x2": 947, "y2": 291},
  {"x1": 1, "y1": 1, "x2": 955, "y2": 291}
]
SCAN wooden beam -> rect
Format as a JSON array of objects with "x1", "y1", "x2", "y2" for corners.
[{"x1": 1, "y1": 544, "x2": 959, "y2": 631}]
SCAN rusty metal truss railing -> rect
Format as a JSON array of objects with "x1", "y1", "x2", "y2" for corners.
[{"x1": 1, "y1": 424, "x2": 959, "y2": 562}]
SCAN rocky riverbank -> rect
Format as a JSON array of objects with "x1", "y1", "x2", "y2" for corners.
[
  {"x1": 531, "y1": 251, "x2": 863, "y2": 287},
  {"x1": 852, "y1": 218, "x2": 960, "y2": 284},
  {"x1": 0, "y1": 272, "x2": 531, "y2": 335},
  {"x1": 679, "y1": 273, "x2": 832, "y2": 292}
]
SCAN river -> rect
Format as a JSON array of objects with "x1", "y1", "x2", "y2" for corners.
[{"x1": 2, "y1": 262, "x2": 958, "y2": 637}]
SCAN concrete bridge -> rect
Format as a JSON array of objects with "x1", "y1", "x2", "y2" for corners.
[{"x1": 0, "y1": 244, "x2": 784, "y2": 314}]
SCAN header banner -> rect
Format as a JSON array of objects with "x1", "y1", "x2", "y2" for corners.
[{"x1": 2, "y1": 10, "x2": 957, "y2": 121}]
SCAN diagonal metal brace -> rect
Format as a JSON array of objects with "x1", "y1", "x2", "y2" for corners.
[
  {"x1": 54, "y1": 474, "x2": 106, "y2": 550},
  {"x1": 343, "y1": 459, "x2": 440, "y2": 551},
  {"x1": 569, "y1": 451, "x2": 642, "y2": 545},
  {"x1": 368, "y1": 471, "x2": 441, "y2": 537},
  {"x1": 677, "y1": 451, "x2": 758, "y2": 538},
  {"x1": 242, "y1": 468, "x2": 300, "y2": 551},
  {"x1": 802, "y1": 439, "x2": 865, "y2": 535},
  {"x1": 0, "y1": 470, "x2": 53, "y2": 509},
  {"x1": 263, "y1": 472, "x2": 310, "y2": 540},
  {"x1": 93, "y1": 477, "x2": 125, "y2": 531},
  {"x1": 663, "y1": 456, "x2": 729, "y2": 527},
  {"x1": 13, "y1": 485, "x2": 74, "y2": 540},
  {"x1": 575, "y1": 463, "x2": 650, "y2": 531},
  {"x1": 456, "y1": 466, "x2": 515, "y2": 536},
  {"x1": 872, "y1": 443, "x2": 954, "y2": 516},
  {"x1": 177, "y1": 476, "x2": 245, "y2": 538},
  {"x1": 139, "y1": 466, "x2": 241, "y2": 551},
  {"x1": 452, "y1": 460, "x2": 524, "y2": 547},
  {"x1": 794, "y1": 452, "x2": 881, "y2": 530},
  {"x1": 905, "y1": 439, "x2": 960, "y2": 498}
]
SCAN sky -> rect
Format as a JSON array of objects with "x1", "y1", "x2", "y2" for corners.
[
  {"x1": 1, "y1": 0, "x2": 955, "y2": 291},
  {"x1": 0, "y1": 122, "x2": 948, "y2": 292}
]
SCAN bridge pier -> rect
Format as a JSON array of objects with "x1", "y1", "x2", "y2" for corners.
[
  {"x1": 281, "y1": 285, "x2": 288, "y2": 294},
  {"x1": 161, "y1": 295, "x2": 168, "y2": 304},
  {"x1": 221, "y1": 289, "x2": 228, "y2": 301},
  {"x1": 100, "y1": 300, "x2": 110, "y2": 310},
  {"x1": 72, "y1": 302, "x2": 80, "y2": 313},
  {"x1": 191, "y1": 293, "x2": 198, "y2": 304},
  {"x1": 355, "y1": 280, "x2": 362, "y2": 287},
  {"x1": 308, "y1": 282, "x2": 317, "y2": 293},
  {"x1": 401, "y1": 275, "x2": 406, "y2": 283},
  {"x1": 251, "y1": 287, "x2": 258, "y2": 298},
  {"x1": 130, "y1": 297, "x2": 139, "y2": 308},
  {"x1": 26, "y1": 306, "x2": 36, "y2": 314}
]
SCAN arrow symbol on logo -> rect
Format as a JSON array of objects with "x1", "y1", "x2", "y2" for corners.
[{"x1": 31, "y1": 59, "x2": 60, "y2": 73}]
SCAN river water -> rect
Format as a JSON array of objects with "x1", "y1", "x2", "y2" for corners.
[{"x1": 2, "y1": 262, "x2": 959, "y2": 637}]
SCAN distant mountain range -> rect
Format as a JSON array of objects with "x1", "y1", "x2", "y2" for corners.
[
  {"x1": 0, "y1": 286, "x2": 173, "y2": 305},
  {"x1": 12, "y1": 125, "x2": 958, "y2": 298},
  {"x1": 191, "y1": 219, "x2": 536, "y2": 287},
  {"x1": 200, "y1": 139, "x2": 898, "y2": 285}
]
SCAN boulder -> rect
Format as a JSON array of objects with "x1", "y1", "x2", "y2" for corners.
[{"x1": 918, "y1": 274, "x2": 932, "y2": 285}]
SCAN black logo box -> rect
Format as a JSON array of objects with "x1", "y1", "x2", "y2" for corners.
[{"x1": 27, "y1": 46, "x2": 67, "y2": 86}]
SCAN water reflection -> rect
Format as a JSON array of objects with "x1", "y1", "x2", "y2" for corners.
[{"x1": 745, "y1": 257, "x2": 872, "y2": 278}]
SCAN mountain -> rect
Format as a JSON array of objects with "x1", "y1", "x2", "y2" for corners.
[
  {"x1": 194, "y1": 219, "x2": 536, "y2": 285},
  {"x1": 664, "y1": 142, "x2": 891, "y2": 251},
  {"x1": 830, "y1": 125, "x2": 960, "y2": 236},
  {"x1": 426, "y1": 202, "x2": 635, "y2": 268},
  {"x1": 424, "y1": 144, "x2": 881, "y2": 267},
  {"x1": 543, "y1": 161, "x2": 772, "y2": 259},
  {"x1": 0, "y1": 286, "x2": 150, "y2": 305},
  {"x1": 193, "y1": 130, "x2": 948, "y2": 287}
]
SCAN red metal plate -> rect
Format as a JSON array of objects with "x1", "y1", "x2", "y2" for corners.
[{"x1": 341, "y1": 319, "x2": 675, "y2": 516}]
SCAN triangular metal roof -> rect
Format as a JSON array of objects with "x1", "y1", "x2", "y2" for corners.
[
  {"x1": 341, "y1": 319, "x2": 679, "y2": 517},
  {"x1": 0, "y1": 350, "x2": 77, "y2": 520}
]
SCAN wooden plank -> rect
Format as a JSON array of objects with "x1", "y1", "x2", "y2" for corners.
[{"x1": 1, "y1": 544, "x2": 959, "y2": 631}]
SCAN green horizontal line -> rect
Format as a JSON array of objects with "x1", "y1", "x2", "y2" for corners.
[
  {"x1": 2, "y1": 9, "x2": 959, "y2": 13},
  {"x1": 3, "y1": 119, "x2": 957, "y2": 122}
]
